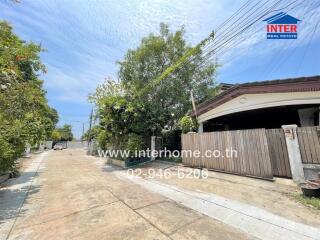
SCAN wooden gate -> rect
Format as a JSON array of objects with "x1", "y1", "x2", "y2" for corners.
[
  {"x1": 265, "y1": 129, "x2": 292, "y2": 178},
  {"x1": 181, "y1": 129, "x2": 273, "y2": 179},
  {"x1": 297, "y1": 126, "x2": 320, "y2": 164}
]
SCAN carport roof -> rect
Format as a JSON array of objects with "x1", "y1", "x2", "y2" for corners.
[{"x1": 194, "y1": 76, "x2": 320, "y2": 116}]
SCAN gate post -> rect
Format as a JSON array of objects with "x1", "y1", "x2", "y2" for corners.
[
  {"x1": 282, "y1": 125, "x2": 305, "y2": 184},
  {"x1": 198, "y1": 123, "x2": 203, "y2": 133},
  {"x1": 151, "y1": 136, "x2": 156, "y2": 161}
]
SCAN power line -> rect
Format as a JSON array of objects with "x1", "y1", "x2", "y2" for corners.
[
  {"x1": 189, "y1": 0, "x2": 267, "y2": 66},
  {"x1": 203, "y1": 0, "x2": 267, "y2": 53},
  {"x1": 201, "y1": 0, "x2": 285, "y2": 60},
  {"x1": 182, "y1": 0, "x2": 285, "y2": 70},
  {"x1": 194, "y1": 0, "x2": 286, "y2": 69},
  {"x1": 137, "y1": 0, "x2": 259, "y2": 96},
  {"x1": 209, "y1": 1, "x2": 303, "y2": 68},
  {"x1": 138, "y1": 0, "x2": 309, "y2": 98},
  {"x1": 215, "y1": 0, "x2": 305, "y2": 57},
  {"x1": 265, "y1": 0, "x2": 320, "y2": 78},
  {"x1": 201, "y1": 0, "x2": 257, "y2": 54},
  {"x1": 215, "y1": 0, "x2": 252, "y2": 33},
  {"x1": 196, "y1": 0, "x2": 309, "y2": 72},
  {"x1": 59, "y1": 118, "x2": 89, "y2": 124},
  {"x1": 139, "y1": 0, "x2": 282, "y2": 95},
  {"x1": 263, "y1": 0, "x2": 316, "y2": 78},
  {"x1": 295, "y1": 8, "x2": 320, "y2": 74}
]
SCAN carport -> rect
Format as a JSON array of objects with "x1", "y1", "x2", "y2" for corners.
[
  {"x1": 194, "y1": 76, "x2": 320, "y2": 132},
  {"x1": 184, "y1": 76, "x2": 320, "y2": 181}
]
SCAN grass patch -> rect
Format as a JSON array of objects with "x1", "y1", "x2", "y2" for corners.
[{"x1": 292, "y1": 193, "x2": 320, "y2": 210}]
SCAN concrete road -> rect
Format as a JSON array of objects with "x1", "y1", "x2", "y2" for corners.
[{"x1": 0, "y1": 149, "x2": 254, "y2": 240}]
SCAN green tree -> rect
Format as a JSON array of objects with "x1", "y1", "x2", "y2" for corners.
[
  {"x1": 50, "y1": 125, "x2": 73, "y2": 141},
  {"x1": 57, "y1": 125, "x2": 73, "y2": 141},
  {"x1": 81, "y1": 125, "x2": 102, "y2": 142},
  {"x1": 51, "y1": 130, "x2": 61, "y2": 141},
  {"x1": 90, "y1": 23, "x2": 218, "y2": 151},
  {"x1": 0, "y1": 21, "x2": 57, "y2": 172},
  {"x1": 118, "y1": 23, "x2": 217, "y2": 132},
  {"x1": 90, "y1": 79, "x2": 147, "y2": 150},
  {"x1": 179, "y1": 116, "x2": 197, "y2": 133}
]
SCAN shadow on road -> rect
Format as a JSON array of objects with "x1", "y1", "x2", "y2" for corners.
[
  {"x1": 0, "y1": 171, "x2": 41, "y2": 224},
  {"x1": 101, "y1": 165, "x2": 123, "y2": 173}
]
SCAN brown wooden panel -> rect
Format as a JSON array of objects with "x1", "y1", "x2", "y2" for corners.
[
  {"x1": 266, "y1": 129, "x2": 291, "y2": 178},
  {"x1": 181, "y1": 129, "x2": 273, "y2": 179},
  {"x1": 297, "y1": 127, "x2": 320, "y2": 164}
]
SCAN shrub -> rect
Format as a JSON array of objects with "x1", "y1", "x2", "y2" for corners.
[
  {"x1": 0, "y1": 128, "x2": 25, "y2": 173},
  {"x1": 162, "y1": 129, "x2": 181, "y2": 151},
  {"x1": 0, "y1": 137, "x2": 15, "y2": 173},
  {"x1": 97, "y1": 131, "x2": 108, "y2": 150},
  {"x1": 126, "y1": 133, "x2": 145, "y2": 155},
  {"x1": 179, "y1": 116, "x2": 197, "y2": 133},
  {"x1": 161, "y1": 156, "x2": 182, "y2": 163}
]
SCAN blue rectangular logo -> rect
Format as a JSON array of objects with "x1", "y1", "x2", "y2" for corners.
[{"x1": 263, "y1": 12, "x2": 300, "y2": 40}]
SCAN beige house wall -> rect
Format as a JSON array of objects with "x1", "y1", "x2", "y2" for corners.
[{"x1": 198, "y1": 91, "x2": 320, "y2": 123}]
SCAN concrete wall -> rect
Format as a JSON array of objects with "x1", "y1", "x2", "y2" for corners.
[
  {"x1": 303, "y1": 164, "x2": 320, "y2": 181},
  {"x1": 282, "y1": 125, "x2": 320, "y2": 183},
  {"x1": 45, "y1": 141, "x2": 53, "y2": 149},
  {"x1": 46, "y1": 141, "x2": 88, "y2": 149},
  {"x1": 67, "y1": 141, "x2": 87, "y2": 149},
  {"x1": 298, "y1": 107, "x2": 318, "y2": 126}
]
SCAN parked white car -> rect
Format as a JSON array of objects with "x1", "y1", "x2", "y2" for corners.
[{"x1": 53, "y1": 144, "x2": 63, "y2": 150}]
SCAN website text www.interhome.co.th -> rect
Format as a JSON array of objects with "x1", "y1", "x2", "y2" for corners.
[{"x1": 98, "y1": 147, "x2": 238, "y2": 159}]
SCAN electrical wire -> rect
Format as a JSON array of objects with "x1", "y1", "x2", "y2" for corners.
[
  {"x1": 265, "y1": 0, "x2": 320, "y2": 78},
  {"x1": 295, "y1": 8, "x2": 320, "y2": 74}
]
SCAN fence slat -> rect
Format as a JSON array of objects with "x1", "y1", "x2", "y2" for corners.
[
  {"x1": 297, "y1": 126, "x2": 320, "y2": 164},
  {"x1": 181, "y1": 129, "x2": 273, "y2": 179},
  {"x1": 265, "y1": 129, "x2": 291, "y2": 178}
]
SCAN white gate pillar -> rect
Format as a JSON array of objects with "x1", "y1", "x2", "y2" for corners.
[
  {"x1": 282, "y1": 125, "x2": 305, "y2": 184},
  {"x1": 151, "y1": 136, "x2": 156, "y2": 161},
  {"x1": 198, "y1": 122, "x2": 204, "y2": 133}
]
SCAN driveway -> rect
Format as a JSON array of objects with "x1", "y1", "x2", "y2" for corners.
[
  {"x1": 0, "y1": 149, "x2": 319, "y2": 240},
  {"x1": 0, "y1": 149, "x2": 254, "y2": 240}
]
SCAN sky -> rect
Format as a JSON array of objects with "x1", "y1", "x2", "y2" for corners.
[{"x1": 1, "y1": 0, "x2": 319, "y2": 138}]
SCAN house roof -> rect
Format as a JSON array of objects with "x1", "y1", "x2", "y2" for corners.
[
  {"x1": 219, "y1": 83, "x2": 234, "y2": 91},
  {"x1": 194, "y1": 76, "x2": 320, "y2": 117},
  {"x1": 263, "y1": 12, "x2": 301, "y2": 24}
]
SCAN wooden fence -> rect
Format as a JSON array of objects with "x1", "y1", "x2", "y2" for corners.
[
  {"x1": 181, "y1": 129, "x2": 273, "y2": 179},
  {"x1": 265, "y1": 129, "x2": 292, "y2": 178},
  {"x1": 297, "y1": 126, "x2": 320, "y2": 164}
]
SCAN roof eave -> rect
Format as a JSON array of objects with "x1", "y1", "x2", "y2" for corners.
[{"x1": 194, "y1": 76, "x2": 320, "y2": 117}]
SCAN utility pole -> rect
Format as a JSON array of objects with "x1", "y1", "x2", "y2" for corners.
[
  {"x1": 87, "y1": 108, "x2": 93, "y2": 149},
  {"x1": 190, "y1": 89, "x2": 198, "y2": 120},
  {"x1": 82, "y1": 122, "x2": 85, "y2": 142}
]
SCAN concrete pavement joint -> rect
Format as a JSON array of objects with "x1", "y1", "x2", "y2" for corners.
[
  {"x1": 104, "y1": 185, "x2": 173, "y2": 240},
  {"x1": 167, "y1": 215, "x2": 203, "y2": 236},
  {"x1": 170, "y1": 166, "x2": 288, "y2": 193},
  {"x1": 5, "y1": 152, "x2": 49, "y2": 240},
  {"x1": 156, "y1": 178, "x2": 319, "y2": 239},
  {"x1": 132, "y1": 200, "x2": 170, "y2": 211},
  {"x1": 15, "y1": 200, "x2": 120, "y2": 230},
  {"x1": 118, "y1": 172, "x2": 320, "y2": 240}
]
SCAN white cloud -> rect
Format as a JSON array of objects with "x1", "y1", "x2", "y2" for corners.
[
  {"x1": 211, "y1": 2, "x2": 320, "y2": 71},
  {"x1": 1, "y1": 0, "x2": 319, "y2": 105}
]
